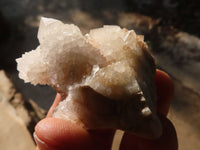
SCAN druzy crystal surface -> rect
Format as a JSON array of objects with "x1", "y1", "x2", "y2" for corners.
[{"x1": 17, "y1": 17, "x2": 162, "y2": 139}]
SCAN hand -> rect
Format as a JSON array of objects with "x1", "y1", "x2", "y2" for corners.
[{"x1": 34, "y1": 69, "x2": 178, "y2": 150}]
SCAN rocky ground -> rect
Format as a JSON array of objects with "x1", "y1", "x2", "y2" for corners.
[
  {"x1": 0, "y1": 70, "x2": 46, "y2": 150},
  {"x1": 0, "y1": 0, "x2": 200, "y2": 150}
]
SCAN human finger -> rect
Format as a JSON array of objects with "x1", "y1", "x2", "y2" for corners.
[
  {"x1": 34, "y1": 118, "x2": 96, "y2": 150},
  {"x1": 155, "y1": 69, "x2": 174, "y2": 116}
]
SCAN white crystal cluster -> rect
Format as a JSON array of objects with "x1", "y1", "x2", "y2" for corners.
[{"x1": 17, "y1": 17, "x2": 162, "y2": 139}]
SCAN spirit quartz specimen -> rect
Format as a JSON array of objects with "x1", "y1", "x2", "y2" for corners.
[{"x1": 17, "y1": 17, "x2": 162, "y2": 139}]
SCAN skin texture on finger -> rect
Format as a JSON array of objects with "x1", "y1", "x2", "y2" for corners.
[
  {"x1": 35, "y1": 118, "x2": 96, "y2": 150},
  {"x1": 155, "y1": 69, "x2": 174, "y2": 116},
  {"x1": 120, "y1": 115, "x2": 178, "y2": 150}
]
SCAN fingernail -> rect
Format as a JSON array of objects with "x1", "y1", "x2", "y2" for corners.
[{"x1": 33, "y1": 132, "x2": 57, "y2": 150}]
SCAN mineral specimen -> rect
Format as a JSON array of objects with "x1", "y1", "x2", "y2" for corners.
[{"x1": 17, "y1": 17, "x2": 162, "y2": 139}]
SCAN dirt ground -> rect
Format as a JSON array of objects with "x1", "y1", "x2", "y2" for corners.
[{"x1": 0, "y1": 0, "x2": 200, "y2": 149}]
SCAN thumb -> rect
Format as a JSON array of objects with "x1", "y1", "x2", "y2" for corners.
[{"x1": 34, "y1": 118, "x2": 95, "y2": 150}]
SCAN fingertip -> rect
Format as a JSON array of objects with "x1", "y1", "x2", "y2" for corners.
[
  {"x1": 35, "y1": 118, "x2": 94, "y2": 150},
  {"x1": 155, "y1": 69, "x2": 174, "y2": 116}
]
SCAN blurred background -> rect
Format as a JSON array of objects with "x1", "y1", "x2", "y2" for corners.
[{"x1": 0, "y1": 0, "x2": 200, "y2": 150}]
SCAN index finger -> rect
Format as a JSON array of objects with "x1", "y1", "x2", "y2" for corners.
[
  {"x1": 155, "y1": 69, "x2": 174, "y2": 116},
  {"x1": 46, "y1": 93, "x2": 63, "y2": 117}
]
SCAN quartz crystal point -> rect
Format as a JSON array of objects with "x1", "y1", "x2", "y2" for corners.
[{"x1": 16, "y1": 17, "x2": 162, "y2": 139}]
